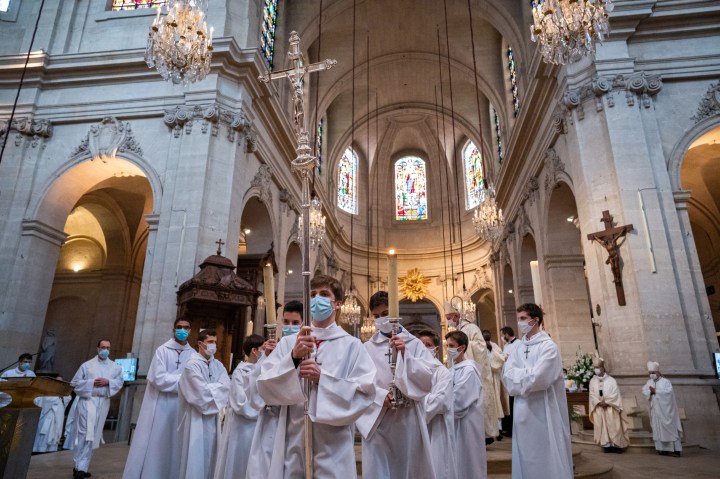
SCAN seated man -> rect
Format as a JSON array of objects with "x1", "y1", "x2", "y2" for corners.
[
  {"x1": 2, "y1": 353, "x2": 37, "y2": 378},
  {"x1": 588, "y1": 357, "x2": 630, "y2": 453}
]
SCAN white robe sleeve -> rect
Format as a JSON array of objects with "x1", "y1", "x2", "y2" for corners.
[
  {"x1": 395, "y1": 343, "x2": 435, "y2": 401},
  {"x1": 147, "y1": 348, "x2": 181, "y2": 393},
  {"x1": 424, "y1": 366, "x2": 453, "y2": 423},
  {"x1": 453, "y1": 366, "x2": 481, "y2": 419},
  {"x1": 502, "y1": 342, "x2": 561, "y2": 396},
  {"x1": 256, "y1": 342, "x2": 306, "y2": 406},
  {"x1": 641, "y1": 380, "x2": 653, "y2": 401},
  {"x1": 108, "y1": 364, "x2": 124, "y2": 397},
  {"x1": 179, "y1": 361, "x2": 228, "y2": 415},
  {"x1": 70, "y1": 364, "x2": 95, "y2": 398},
  {"x1": 312, "y1": 342, "x2": 376, "y2": 427},
  {"x1": 228, "y1": 366, "x2": 255, "y2": 417}
]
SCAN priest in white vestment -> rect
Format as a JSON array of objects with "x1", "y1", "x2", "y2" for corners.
[
  {"x1": 177, "y1": 329, "x2": 230, "y2": 479},
  {"x1": 358, "y1": 291, "x2": 436, "y2": 479},
  {"x1": 500, "y1": 326, "x2": 520, "y2": 437},
  {"x1": 33, "y1": 375, "x2": 71, "y2": 453},
  {"x1": 1, "y1": 353, "x2": 37, "y2": 378},
  {"x1": 69, "y1": 340, "x2": 124, "y2": 479},
  {"x1": 123, "y1": 319, "x2": 195, "y2": 479},
  {"x1": 418, "y1": 330, "x2": 457, "y2": 479},
  {"x1": 447, "y1": 331, "x2": 487, "y2": 479},
  {"x1": 484, "y1": 330, "x2": 507, "y2": 430},
  {"x1": 445, "y1": 302, "x2": 499, "y2": 440},
  {"x1": 213, "y1": 333, "x2": 266, "y2": 479},
  {"x1": 502, "y1": 303, "x2": 573, "y2": 479},
  {"x1": 642, "y1": 361, "x2": 683, "y2": 456},
  {"x1": 248, "y1": 276, "x2": 376, "y2": 478},
  {"x1": 588, "y1": 357, "x2": 629, "y2": 453}
]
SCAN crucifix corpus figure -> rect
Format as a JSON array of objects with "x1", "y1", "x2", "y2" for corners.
[
  {"x1": 587, "y1": 210, "x2": 634, "y2": 306},
  {"x1": 258, "y1": 30, "x2": 337, "y2": 169}
]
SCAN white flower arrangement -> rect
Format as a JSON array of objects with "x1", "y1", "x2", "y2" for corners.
[{"x1": 566, "y1": 347, "x2": 595, "y2": 390}]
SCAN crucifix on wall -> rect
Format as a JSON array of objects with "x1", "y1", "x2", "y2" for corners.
[{"x1": 587, "y1": 210, "x2": 634, "y2": 306}]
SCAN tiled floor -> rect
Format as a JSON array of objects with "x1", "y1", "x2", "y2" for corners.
[{"x1": 27, "y1": 439, "x2": 720, "y2": 478}]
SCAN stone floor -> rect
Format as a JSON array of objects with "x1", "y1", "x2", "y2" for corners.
[{"x1": 27, "y1": 438, "x2": 720, "y2": 478}]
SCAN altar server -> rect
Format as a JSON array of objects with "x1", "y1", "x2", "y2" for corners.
[
  {"x1": 642, "y1": 361, "x2": 683, "y2": 456},
  {"x1": 502, "y1": 303, "x2": 573, "y2": 479},
  {"x1": 69, "y1": 340, "x2": 124, "y2": 479},
  {"x1": 177, "y1": 329, "x2": 230, "y2": 479},
  {"x1": 33, "y1": 375, "x2": 70, "y2": 453},
  {"x1": 418, "y1": 330, "x2": 456, "y2": 479},
  {"x1": 247, "y1": 275, "x2": 376, "y2": 478},
  {"x1": 447, "y1": 331, "x2": 487, "y2": 479},
  {"x1": 123, "y1": 319, "x2": 194, "y2": 478},
  {"x1": 358, "y1": 291, "x2": 436, "y2": 479},
  {"x1": 588, "y1": 357, "x2": 630, "y2": 453},
  {"x1": 213, "y1": 334, "x2": 265, "y2": 479},
  {"x1": 2, "y1": 353, "x2": 36, "y2": 378}
]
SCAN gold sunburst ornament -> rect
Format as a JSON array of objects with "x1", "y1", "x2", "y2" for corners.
[{"x1": 399, "y1": 268, "x2": 432, "y2": 302}]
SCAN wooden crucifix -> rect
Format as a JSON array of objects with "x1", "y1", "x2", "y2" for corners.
[{"x1": 587, "y1": 210, "x2": 634, "y2": 306}]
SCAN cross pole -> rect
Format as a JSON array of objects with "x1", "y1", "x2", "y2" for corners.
[
  {"x1": 587, "y1": 210, "x2": 634, "y2": 306},
  {"x1": 258, "y1": 30, "x2": 337, "y2": 479}
]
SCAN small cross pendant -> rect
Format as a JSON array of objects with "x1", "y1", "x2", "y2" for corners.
[
  {"x1": 176, "y1": 358, "x2": 181, "y2": 368},
  {"x1": 524, "y1": 347, "x2": 530, "y2": 359}
]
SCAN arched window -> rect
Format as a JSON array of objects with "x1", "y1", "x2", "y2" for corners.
[
  {"x1": 491, "y1": 105, "x2": 503, "y2": 164},
  {"x1": 507, "y1": 47, "x2": 520, "y2": 116},
  {"x1": 463, "y1": 141, "x2": 484, "y2": 209},
  {"x1": 261, "y1": 0, "x2": 279, "y2": 70},
  {"x1": 337, "y1": 147, "x2": 358, "y2": 214},
  {"x1": 395, "y1": 156, "x2": 428, "y2": 221}
]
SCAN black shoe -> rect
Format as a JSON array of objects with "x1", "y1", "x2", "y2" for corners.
[
  {"x1": 485, "y1": 437, "x2": 495, "y2": 446},
  {"x1": 73, "y1": 469, "x2": 91, "y2": 478},
  {"x1": 603, "y1": 447, "x2": 612, "y2": 453},
  {"x1": 671, "y1": 451, "x2": 682, "y2": 457},
  {"x1": 657, "y1": 450, "x2": 669, "y2": 456},
  {"x1": 496, "y1": 433, "x2": 504, "y2": 441}
]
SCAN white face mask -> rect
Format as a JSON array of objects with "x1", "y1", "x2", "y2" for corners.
[
  {"x1": 374, "y1": 316, "x2": 392, "y2": 334},
  {"x1": 649, "y1": 372, "x2": 658, "y2": 380},
  {"x1": 517, "y1": 319, "x2": 535, "y2": 336},
  {"x1": 446, "y1": 347, "x2": 460, "y2": 360},
  {"x1": 204, "y1": 343, "x2": 217, "y2": 356},
  {"x1": 594, "y1": 368, "x2": 602, "y2": 376},
  {"x1": 427, "y1": 346, "x2": 438, "y2": 358}
]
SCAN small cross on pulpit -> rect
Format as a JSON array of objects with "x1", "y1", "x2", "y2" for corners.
[
  {"x1": 587, "y1": 210, "x2": 634, "y2": 306},
  {"x1": 216, "y1": 238, "x2": 225, "y2": 256}
]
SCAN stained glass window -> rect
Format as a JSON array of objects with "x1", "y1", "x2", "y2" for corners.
[
  {"x1": 111, "y1": 0, "x2": 165, "y2": 10},
  {"x1": 337, "y1": 147, "x2": 358, "y2": 214},
  {"x1": 316, "y1": 118, "x2": 324, "y2": 176},
  {"x1": 507, "y1": 47, "x2": 520, "y2": 116},
  {"x1": 492, "y1": 107, "x2": 504, "y2": 164},
  {"x1": 463, "y1": 141, "x2": 484, "y2": 209},
  {"x1": 0, "y1": 0, "x2": 10, "y2": 13},
  {"x1": 261, "y1": 0, "x2": 278, "y2": 70},
  {"x1": 395, "y1": 157, "x2": 428, "y2": 221}
]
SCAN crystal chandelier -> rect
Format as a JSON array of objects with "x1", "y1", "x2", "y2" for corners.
[
  {"x1": 146, "y1": 0, "x2": 214, "y2": 85},
  {"x1": 472, "y1": 184, "x2": 504, "y2": 242},
  {"x1": 360, "y1": 315, "x2": 376, "y2": 342},
  {"x1": 462, "y1": 291, "x2": 476, "y2": 323},
  {"x1": 298, "y1": 196, "x2": 326, "y2": 247},
  {"x1": 341, "y1": 290, "x2": 362, "y2": 328},
  {"x1": 530, "y1": 0, "x2": 614, "y2": 65}
]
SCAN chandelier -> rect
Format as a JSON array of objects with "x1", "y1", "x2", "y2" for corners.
[
  {"x1": 340, "y1": 290, "x2": 362, "y2": 328},
  {"x1": 530, "y1": 0, "x2": 614, "y2": 65},
  {"x1": 360, "y1": 315, "x2": 376, "y2": 342},
  {"x1": 462, "y1": 291, "x2": 476, "y2": 323},
  {"x1": 472, "y1": 185, "x2": 504, "y2": 242},
  {"x1": 298, "y1": 196, "x2": 326, "y2": 247},
  {"x1": 146, "y1": 0, "x2": 214, "y2": 85}
]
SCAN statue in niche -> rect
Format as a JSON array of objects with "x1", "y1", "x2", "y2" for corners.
[{"x1": 38, "y1": 329, "x2": 56, "y2": 372}]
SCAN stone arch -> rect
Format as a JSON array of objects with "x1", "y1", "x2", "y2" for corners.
[
  {"x1": 284, "y1": 242, "x2": 303, "y2": 303},
  {"x1": 501, "y1": 263, "x2": 517, "y2": 331},
  {"x1": 517, "y1": 233, "x2": 538, "y2": 305},
  {"x1": 668, "y1": 115, "x2": 720, "y2": 192},
  {"x1": 471, "y1": 287, "x2": 497, "y2": 334},
  {"x1": 239, "y1": 195, "x2": 276, "y2": 255},
  {"x1": 399, "y1": 297, "x2": 441, "y2": 336},
  {"x1": 544, "y1": 181, "x2": 595, "y2": 356}
]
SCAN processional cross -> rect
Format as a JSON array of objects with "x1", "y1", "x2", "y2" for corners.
[
  {"x1": 587, "y1": 210, "x2": 634, "y2": 306},
  {"x1": 258, "y1": 30, "x2": 337, "y2": 479}
]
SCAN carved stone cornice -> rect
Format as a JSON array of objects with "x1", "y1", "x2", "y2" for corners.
[
  {"x1": 691, "y1": 82, "x2": 720, "y2": 123},
  {"x1": 163, "y1": 103, "x2": 257, "y2": 151},
  {"x1": 520, "y1": 176, "x2": 539, "y2": 207},
  {"x1": 0, "y1": 116, "x2": 52, "y2": 148},
  {"x1": 554, "y1": 72, "x2": 663, "y2": 132},
  {"x1": 21, "y1": 219, "x2": 68, "y2": 247},
  {"x1": 71, "y1": 116, "x2": 143, "y2": 158}
]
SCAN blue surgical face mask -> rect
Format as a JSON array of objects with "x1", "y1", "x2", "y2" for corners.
[
  {"x1": 310, "y1": 296, "x2": 335, "y2": 321},
  {"x1": 175, "y1": 329, "x2": 190, "y2": 342},
  {"x1": 20, "y1": 362, "x2": 32, "y2": 371},
  {"x1": 98, "y1": 349, "x2": 110, "y2": 360},
  {"x1": 283, "y1": 324, "x2": 301, "y2": 336}
]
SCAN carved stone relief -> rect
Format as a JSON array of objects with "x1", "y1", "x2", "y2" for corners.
[
  {"x1": 0, "y1": 117, "x2": 52, "y2": 148},
  {"x1": 163, "y1": 103, "x2": 256, "y2": 150},
  {"x1": 71, "y1": 117, "x2": 142, "y2": 158},
  {"x1": 251, "y1": 164, "x2": 274, "y2": 209},
  {"x1": 691, "y1": 83, "x2": 720, "y2": 123},
  {"x1": 544, "y1": 147, "x2": 566, "y2": 192}
]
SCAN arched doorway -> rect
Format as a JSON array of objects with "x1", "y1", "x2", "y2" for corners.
[
  {"x1": 40, "y1": 161, "x2": 153, "y2": 377},
  {"x1": 681, "y1": 126, "x2": 720, "y2": 340},
  {"x1": 472, "y1": 288, "x2": 497, "y2": 333},
  {"x1": 239, "y1": 197, "x2": 274, "y2": 255},
  {"x1": 502, "y1": 264, "x2": 517, "y2": 331},
  {"x1": 518, "y1": 234, "x2": 537, "y2": 305},
  {"x1": 545, "y1": 182, "x2": 594, "y2": 356},
  {"x1": 399, "y1": 298, "x2": 441, "y2": 336},
  {"x1": 284, "y1": 242, "x2": 302, "y2": 303}
]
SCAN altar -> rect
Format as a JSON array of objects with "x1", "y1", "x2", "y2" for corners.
[{"x1": 566, "y1": 391, "x2": 593, "y2": 430}]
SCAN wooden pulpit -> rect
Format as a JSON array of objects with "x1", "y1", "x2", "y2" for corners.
[{"x1": 0, "y1": 377, "x2": 73, "y2": 479}]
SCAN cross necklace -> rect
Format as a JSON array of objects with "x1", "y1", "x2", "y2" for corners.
[{"x1": 524, "y1": 345, "x2": 531, "y2": 360}]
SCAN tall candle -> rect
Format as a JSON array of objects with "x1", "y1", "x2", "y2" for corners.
[
  {"x1": 388, "y1": 249, "x2": 399, "y2": 317},
  {"x1": 530, "y1": 260, "x2": 543, "y2": 306},
  {"x1": 263, "y1": 263, "x2": 277, "y2": 325},
  {"x1": 245, "y1": 320, "x2": 254, "y2": 337}
]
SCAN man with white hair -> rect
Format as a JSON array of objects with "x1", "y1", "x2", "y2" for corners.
[
  {"x1": 444, "y1": 301, "x2": 499, "y2": 443},
  {"x1": 588, "y1": 357, "x2": 629, "y2": 453},
  {"x1": 642, "y1": 361, "x2": 683, "y2": 456}
]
